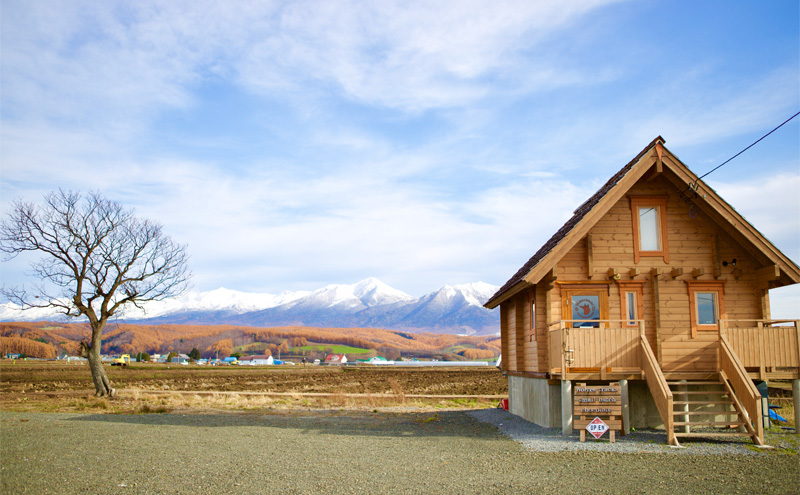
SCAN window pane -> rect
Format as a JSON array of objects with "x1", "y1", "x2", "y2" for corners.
[
  {"x1": 572, "y1": 295, "x2": 600, "y2": 328},
  {"x1": 639, "y1": 206, "x2": 660, "y2": 251},
  {"x1": 627, "y1": 292, "x2": 637, "y2": 323},
  {"x1": 697, "y1": 292, "x2": 716, "y2": 325},
  {"x1": 531, "y1": 301, "x2": 535, "y2": 330}
]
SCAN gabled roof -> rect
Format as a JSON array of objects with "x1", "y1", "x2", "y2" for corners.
[
  {"x1": 485, "y1": 137, "x2": 800, "y2": 309},
  {"x1": 240, "y1": 354, "x2": 271, "y2": 360}
]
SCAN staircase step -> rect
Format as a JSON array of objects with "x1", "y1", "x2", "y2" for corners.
[
  {"x1": 670, "y1": 390, "x2": 727, "y2": 395},
  {"x1": 673, "y1": 421, "x2": 746, "y2": 426},
  {"x1": 667, "y1": 380, "x2": 722, "y2": 385},
  {"x1": 672, "y1": 411, "x2": 738, "y2": 416},
  {"x1": 674, "y1": 432, "x2": 753, "y2": 438},
  {"x1": 674, "y1": 401, "x2": 733, "y2": 405}
]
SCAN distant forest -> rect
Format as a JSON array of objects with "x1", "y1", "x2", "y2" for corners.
[{"x1": 0, "y1": 322, "x2": 501, "y2": 361}]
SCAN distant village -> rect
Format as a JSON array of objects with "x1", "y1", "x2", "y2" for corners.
[{"x1": 3, "y1": 351, "x2": 494, "y2": 367}]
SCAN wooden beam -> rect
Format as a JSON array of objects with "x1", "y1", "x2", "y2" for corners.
[
  {"x1": 671, "y1": 267, "x2": 683, "y2": 280},
  {"x1": 655, "y1": 141, "x2": 664, "y2": 172},
  {"x1": 607, "y1": 267, "x2": 620, "y2": 281},
  {"x1": 755, "y1": 264, "x2": 780, "y2": 285},
  {"x1": 733, "y1": 268, "x2": 743, "y2": 281},
  {"x1": 643, "y1": 143, "x2": 665, "y2": 182},
  {"x1": 651, "y1": 268, "x2": 663, "y2": 366},
  {"x1": 691, "y1": 268, "x2": 705, "y2": 279},
  {"x1": 629, "y1": 268, "x2": 639, "y2": 279},
  {"x1": 546, "y1": 267, "x2": 558, "y2": 290},
  {"x1": 759, "y1": 289, "x2": 770, "y2": 320},
  {"x1": 586, "y1": 234, "x2": 594, "y2": 279}
]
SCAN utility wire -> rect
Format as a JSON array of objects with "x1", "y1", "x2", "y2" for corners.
[{"x1": 694, "y1": 110, "x2": 800, "y2": 184}]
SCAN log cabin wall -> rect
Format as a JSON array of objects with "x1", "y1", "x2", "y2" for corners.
[
  {"x1": 500, "y1": 299, "x2": 516, "y2": 371},
  {"x1": 541, "y1": 174, "x2": 765, "y2": 373}
]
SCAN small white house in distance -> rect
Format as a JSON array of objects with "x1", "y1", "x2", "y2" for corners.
[
  {"x1": 238, "y1": 355, "x2": 274, "y2": 366},
  {"x1": 324, "y1": 354, "x2": 347, "y2": 365},
  {"x1": 368, "y1": 356, "x2": 394, "y2": 365},
  {"x1": 170, "y1": 354, "x2": 190, "y2": 364}
]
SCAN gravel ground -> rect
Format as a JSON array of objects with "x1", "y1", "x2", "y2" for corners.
[
  {"x1": 470, "y1": 409, "x2": 800, "y2": 455},
  {"x1": 2, "y1": 409, "x2": 799, "y2": 495}
]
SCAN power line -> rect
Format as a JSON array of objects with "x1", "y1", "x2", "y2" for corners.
[{"x1": 695, "y1": 110, "x2": 800, "y2": 183}]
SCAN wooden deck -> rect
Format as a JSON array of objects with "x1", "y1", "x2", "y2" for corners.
[
  {"x1": 722, "y1": 320, "x2": 800, "y2": 380},
  {"x1": 546, "y1": 319, "x2": 799, "y2": 446},
  {"x1": 548, "y1": 319, "x2": 800, "y2": 382}
]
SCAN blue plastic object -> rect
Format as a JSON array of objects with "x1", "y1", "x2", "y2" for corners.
[{"x1": 768, "y1": 405, "x2": 787, "y2": 422}]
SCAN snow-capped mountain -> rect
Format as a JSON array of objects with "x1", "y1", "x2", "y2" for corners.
[{"x1": 0, "y1": 278, "x2": 500, "y2": 335}]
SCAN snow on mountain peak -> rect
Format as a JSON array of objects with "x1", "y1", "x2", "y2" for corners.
[
  {"x1": 0, "y1": 279, "x2": 501, "y2": 334},
  {"x1": 452, "y1": 282, "x2": 499, "y2": 306},
  {"x1": 353, "y1": 278, "x2": 414, "y2": 306},
  {"x1": 303, "y1": 278, "x2": 414, "y2": 309}
]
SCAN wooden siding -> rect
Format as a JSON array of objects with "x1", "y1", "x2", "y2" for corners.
[{"x1": 508, "y1": 174, "x2": 784, "y2": 376}]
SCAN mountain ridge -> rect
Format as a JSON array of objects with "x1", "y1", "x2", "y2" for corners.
[{"x1": 0, "y1": 278, "x2": 501, "y2": 336}]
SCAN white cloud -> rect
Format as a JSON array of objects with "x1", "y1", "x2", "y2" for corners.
[
  {"x1": 238, "y1": 0, "x2": 626, "y2": 111},
  {"x1": 1, "y1": 0, "x2": 797, "y2": 307},
  {"x1": 707, "y1": 173, "x2": 800, "y2": 260}
]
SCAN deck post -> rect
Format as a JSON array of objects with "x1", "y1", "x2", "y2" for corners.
[
  {"x1": 561, "y1": 379, "x2": 573, "y2": 435},
  {"x1": 678, "y1": 380, "x2": 690, "y2": 434},
  {"x1": 620, "y1": 379, "x2": 630, "y2": 435},
  {"x1": 794, "y1": 380, "x2": 800, "y2": 437}
]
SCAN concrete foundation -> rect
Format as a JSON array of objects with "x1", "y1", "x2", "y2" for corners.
[
  {"x1": 507, "y1": 377, "x2": 665, "y2": 430},
  {"x1": 508, "y1": 375, "x2": 561, "y2": 428}
]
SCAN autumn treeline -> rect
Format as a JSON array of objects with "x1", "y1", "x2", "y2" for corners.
[
  {"x1": 1, "y1": 322, "x2": 501, "y2": 359},
  {"x1": 1, "y1": 336, "x2": 58, "y2": 359}
]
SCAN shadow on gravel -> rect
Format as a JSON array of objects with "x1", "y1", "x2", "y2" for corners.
[{"x1": 66, "y1": 409, "x2": 509, "y2": 441}]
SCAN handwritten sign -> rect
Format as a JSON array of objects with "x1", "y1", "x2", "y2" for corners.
[{"x1": 574, "y1": 382, "x2": 622, "y2": 443}]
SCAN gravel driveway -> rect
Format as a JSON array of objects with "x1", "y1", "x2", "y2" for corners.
[{"x1": 2, "y1": 409, "x2": 798, "y2": 494}]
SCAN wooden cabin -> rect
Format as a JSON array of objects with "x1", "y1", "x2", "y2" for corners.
[{"x1": 485, "y1": 137, "x2": 800, "y2": 446}]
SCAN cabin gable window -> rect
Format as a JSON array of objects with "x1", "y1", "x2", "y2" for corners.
[
  {"x1": 630, "y1": 196, "x2": 669, "y2": 264},
  {"x1": 687, "y1": 281, "x2": 726, "y2": 338}
]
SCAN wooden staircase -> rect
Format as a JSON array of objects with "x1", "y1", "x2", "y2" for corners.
[{"x1": 667, "y1": 376, "x2": 762, "y2": 445}]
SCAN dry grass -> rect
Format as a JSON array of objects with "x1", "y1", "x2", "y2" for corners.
[
  {"x1": 388, "y1": 378, "x2": 406, "y2": 403},
  {"x1": 769, "y1": 397, "x2": 795, "y2": 428}
]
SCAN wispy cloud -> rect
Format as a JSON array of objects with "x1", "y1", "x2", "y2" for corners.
[{"x1": 1, "y1": 0, "x2": 797, "y2": 306}]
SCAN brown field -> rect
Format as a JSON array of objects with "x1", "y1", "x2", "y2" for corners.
[{"x1": 0, "y1": 361, "x2": 508, "y2": 414}]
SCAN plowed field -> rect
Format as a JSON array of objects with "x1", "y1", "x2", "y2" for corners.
[{"x1": 0, "y1": 362, "x2": 508, "y2": 413}]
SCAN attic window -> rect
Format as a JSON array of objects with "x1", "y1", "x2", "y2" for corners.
[{"x1": 630, "y1": 196, "x2": 669, "y2": 263}]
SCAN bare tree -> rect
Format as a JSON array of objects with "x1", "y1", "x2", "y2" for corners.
[{"x1": 1, "y1": 190, "x2": 191, "y2": 396}]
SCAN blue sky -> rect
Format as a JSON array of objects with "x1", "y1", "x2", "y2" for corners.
[{"x1": 1, "y1": 1, "x2": 798, "y2": 316}]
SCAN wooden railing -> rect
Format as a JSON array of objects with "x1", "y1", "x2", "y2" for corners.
[
  {"x1": 721, "y1": 320, "x2": 800, "y2": 375},
  {"x1": 548, "y1": 320, "x2": 643, "y2": 374},
  {"x1": 719, "y1": 335, "x2": 764, "y2": 445},
  {"x1": 640, "y1": 335, "x2": 674, "y2": 445},
  {"x1": 548, "y1": 325, "x2": 565, "y2": 375}
]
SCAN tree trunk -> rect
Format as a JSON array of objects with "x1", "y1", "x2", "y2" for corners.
[{"x1": 82, "y1": 323, "x2": 114, "y2": 397}]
